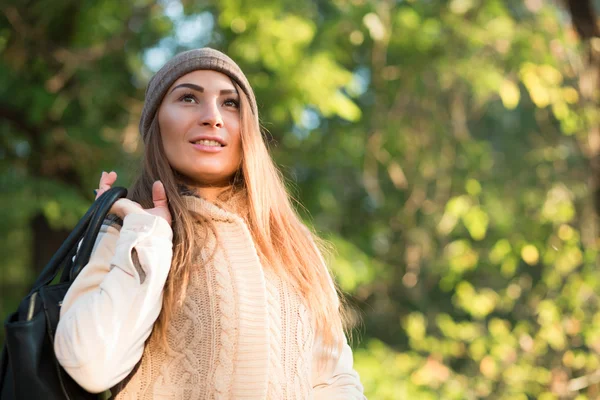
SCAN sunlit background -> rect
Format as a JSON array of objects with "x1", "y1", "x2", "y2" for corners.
[{"x1": 1, "y1": 0, "x2": 600, "y2": 398}]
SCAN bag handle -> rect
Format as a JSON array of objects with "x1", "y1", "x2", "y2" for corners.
[
  {"x1": 29, "y1": 187, "x2": 127, "y2": 293},
  {"x1": 69, "y1": 187, "x2": 127, "y2": 281}
]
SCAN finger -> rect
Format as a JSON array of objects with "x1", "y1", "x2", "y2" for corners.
[
  {"x1": 152, "y1": 181, "x2": 168, "y2": 208},
  {"x1": 95, "y1": 186, "x2": 107, "y2": 200},
  {"x1": 99, "y1": 171, "x2": 118, "y2": 190},
  {"x1": 106, "y1": 171, "x2": 118, "y2": 184},
  {"x1": 96, "y1": 171, "x2": 118, "y2": 200},
  {"x1": 109, "y1": 198, "x2": 144, "y2": 219}
]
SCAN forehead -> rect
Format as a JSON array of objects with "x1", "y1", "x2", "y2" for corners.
[{"x1": 169, "y1": 70, "x2": 237, "y2": 91}]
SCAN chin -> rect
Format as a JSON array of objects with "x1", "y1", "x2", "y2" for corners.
[{"x1": 181, "y1": 169, "x2": 236, "y2": 186}]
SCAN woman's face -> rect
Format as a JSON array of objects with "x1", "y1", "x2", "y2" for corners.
[{"x1": 157, "y1": 69, "x2": 242, "y2": 186}]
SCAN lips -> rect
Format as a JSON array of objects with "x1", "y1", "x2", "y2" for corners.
[
  {"x1": 189, "y1": 139, "x2": 225, "y2": 153},
  {"x1": 192, "y1": 139, "x2": 223, "y2": 147},
  {"x1": 189, "y1": 135, "x2": 226, "y2": 147}
]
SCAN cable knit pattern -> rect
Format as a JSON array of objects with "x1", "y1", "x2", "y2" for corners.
[
  {"x1": 212, "y1": 244, "x2": 236, "y2": 399},
  {"x1": 296, "y1": 303, "x2": 314, "y2": 398},
  {"x1": 265, "y1": 270, "x2": 284, "y2": 399}
]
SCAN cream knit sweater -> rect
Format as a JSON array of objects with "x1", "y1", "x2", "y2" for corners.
[{"x1": 54, "y1": 194, "x2": 365, "y2": 399}]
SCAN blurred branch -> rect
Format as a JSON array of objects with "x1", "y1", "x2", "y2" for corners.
[
  {"x1": 363, "y1": 0, "x2": 393, "y2": 204},
  {"x1": 562, "y1": 0, "x2": 600, "y2": 230},
  {"x1": 1, "y1": 5, "x2": 62, "y2": 65},
  {"x1": 52, "y1": 35, "x2": 130, "y2": 65},
  {"x1": 2, "y1": 6, "x2": 27, "y2": 37},
  {"x1": 567, "y1": 369, "x2": 600, "y2": 392},
  {"x1": 565, "y1": 0, "x2": 599, "y2": 39},
  {"x1": 363, "y1": 131, "x2": 384, "y2": 203},
  {"x1": 2, "y1": 4, "x2": 150, "y2": 70},
  {"x1": 450, "y1": 89, "x2": 471, "y2": 142},
  {"x1": 46, "y1": 33, "x2": 133, "y2": 93}
]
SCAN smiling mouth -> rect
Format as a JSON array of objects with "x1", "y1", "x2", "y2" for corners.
[{"x1": 191, "y1": 139, "x2": 224, "y2": 147}]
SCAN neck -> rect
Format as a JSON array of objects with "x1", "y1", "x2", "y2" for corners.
[
  {"x1": 194, "y1": 185, "x2": 232, "y2": 202},
  {"x1": 176, "y1": 172, "x2": 234, "y2": 202}
]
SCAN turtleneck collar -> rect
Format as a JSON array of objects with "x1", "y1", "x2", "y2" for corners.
[{"x1": 179, "y1": 185, "x2": 249, "y2": 223}]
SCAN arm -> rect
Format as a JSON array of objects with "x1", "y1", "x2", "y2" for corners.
[
  {"x1": 54, "y1": 212, "x2": 173, "y2": 393},
  {"x1": 300, "y1": 225, "x2": 366, "y2": 398},
  {"x1": 311, "y1": 326, "x2": 366, "y2": 399},
  {"x1": 304, "y1": 227, "x2": 366, "y2": 399}
]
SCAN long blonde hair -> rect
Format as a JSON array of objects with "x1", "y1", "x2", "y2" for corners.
[{"x1": 128, "y1": 81, "x2": 348, "y2": 356}]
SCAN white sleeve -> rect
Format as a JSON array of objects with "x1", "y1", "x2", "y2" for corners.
[
  {"x1": 54, "y1": 212, "x2": 173, "y2": 393},
  {"x1": 309, "y1": 243, "x2": 366, "y2": 398},
  {"x1": 311, "y1": 331, "x2": 366, "y2": 399},
  {"x1": 301, "y1": 225, "x2": 366, "y2": 398}
]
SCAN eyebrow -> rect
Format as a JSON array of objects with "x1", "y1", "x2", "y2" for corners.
[{"x1": 169, "y1": 83, "x2": 238, "y2": 95}]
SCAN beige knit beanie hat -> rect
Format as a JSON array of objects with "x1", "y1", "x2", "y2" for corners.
[{"x1": 139, "y1": 47, "x2": 257, "y2": 139}]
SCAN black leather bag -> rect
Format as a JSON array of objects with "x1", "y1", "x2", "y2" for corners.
[{"x1": 0, "y1": 187, "x2": 128, "y2": 400}]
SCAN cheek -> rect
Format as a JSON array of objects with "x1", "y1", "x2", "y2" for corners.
[
  {"x1": 159, "y1": 107, "x2": 178, "y2": 134},
  {"x1": 158, "y1": 108, "x2": 186, "y2": 150},
  {"x1": 159, "y1": 126, "x2": 175, "y2": 159},
  {"x1": 230, "y1": 123, "x2": 243, "y2": 162}
]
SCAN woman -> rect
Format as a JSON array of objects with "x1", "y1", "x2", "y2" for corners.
[{"x1": 54, "y1": 48, "x2": 365, "y2": 399}]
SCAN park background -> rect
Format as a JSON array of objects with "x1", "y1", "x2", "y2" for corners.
[{"x1": 1, "y1": 0, "x2": 599, "y2": 398}]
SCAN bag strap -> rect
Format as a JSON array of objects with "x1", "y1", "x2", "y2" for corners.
[
  {"x1": 29, "y1": 187, "x2": 127, "y2": 293},
  {"x1": 69, "y1": 187, "x2": 127, "y2": 281},
  {"x1": 0, "y1": 345, "x2": 8, "y2": 396}
]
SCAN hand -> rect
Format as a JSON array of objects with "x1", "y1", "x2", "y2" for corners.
[{"x1": 96, "y1": 171, "x2": 172, "y2": 226}]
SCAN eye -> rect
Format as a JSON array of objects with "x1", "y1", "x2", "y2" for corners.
[
  {"x1": 223, "y1": 98, "x2": 239, "y2": 108},
  {"x1": 179, "y1": 92, "x2": 198, "y2": 104}
]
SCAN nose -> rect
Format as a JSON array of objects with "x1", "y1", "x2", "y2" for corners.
[{"x1": 198, "y1": 100, "x2": 223, "y2": 128}]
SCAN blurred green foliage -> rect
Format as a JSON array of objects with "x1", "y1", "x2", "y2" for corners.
[{"x1": 1, "y1": 0, "x2": 599, "y2": 398}]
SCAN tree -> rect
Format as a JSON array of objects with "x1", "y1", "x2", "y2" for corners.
[{"x1": 1, "y1": 0, "x2": 599, "y2": 398}]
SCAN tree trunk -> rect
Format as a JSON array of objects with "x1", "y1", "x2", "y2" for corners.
[
  {"x1": 565, "y1": 0, "x2": 600, "y2": 243},
  {"x1": 30, "y1": 213, "x2": 70, "y2": 276}
]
